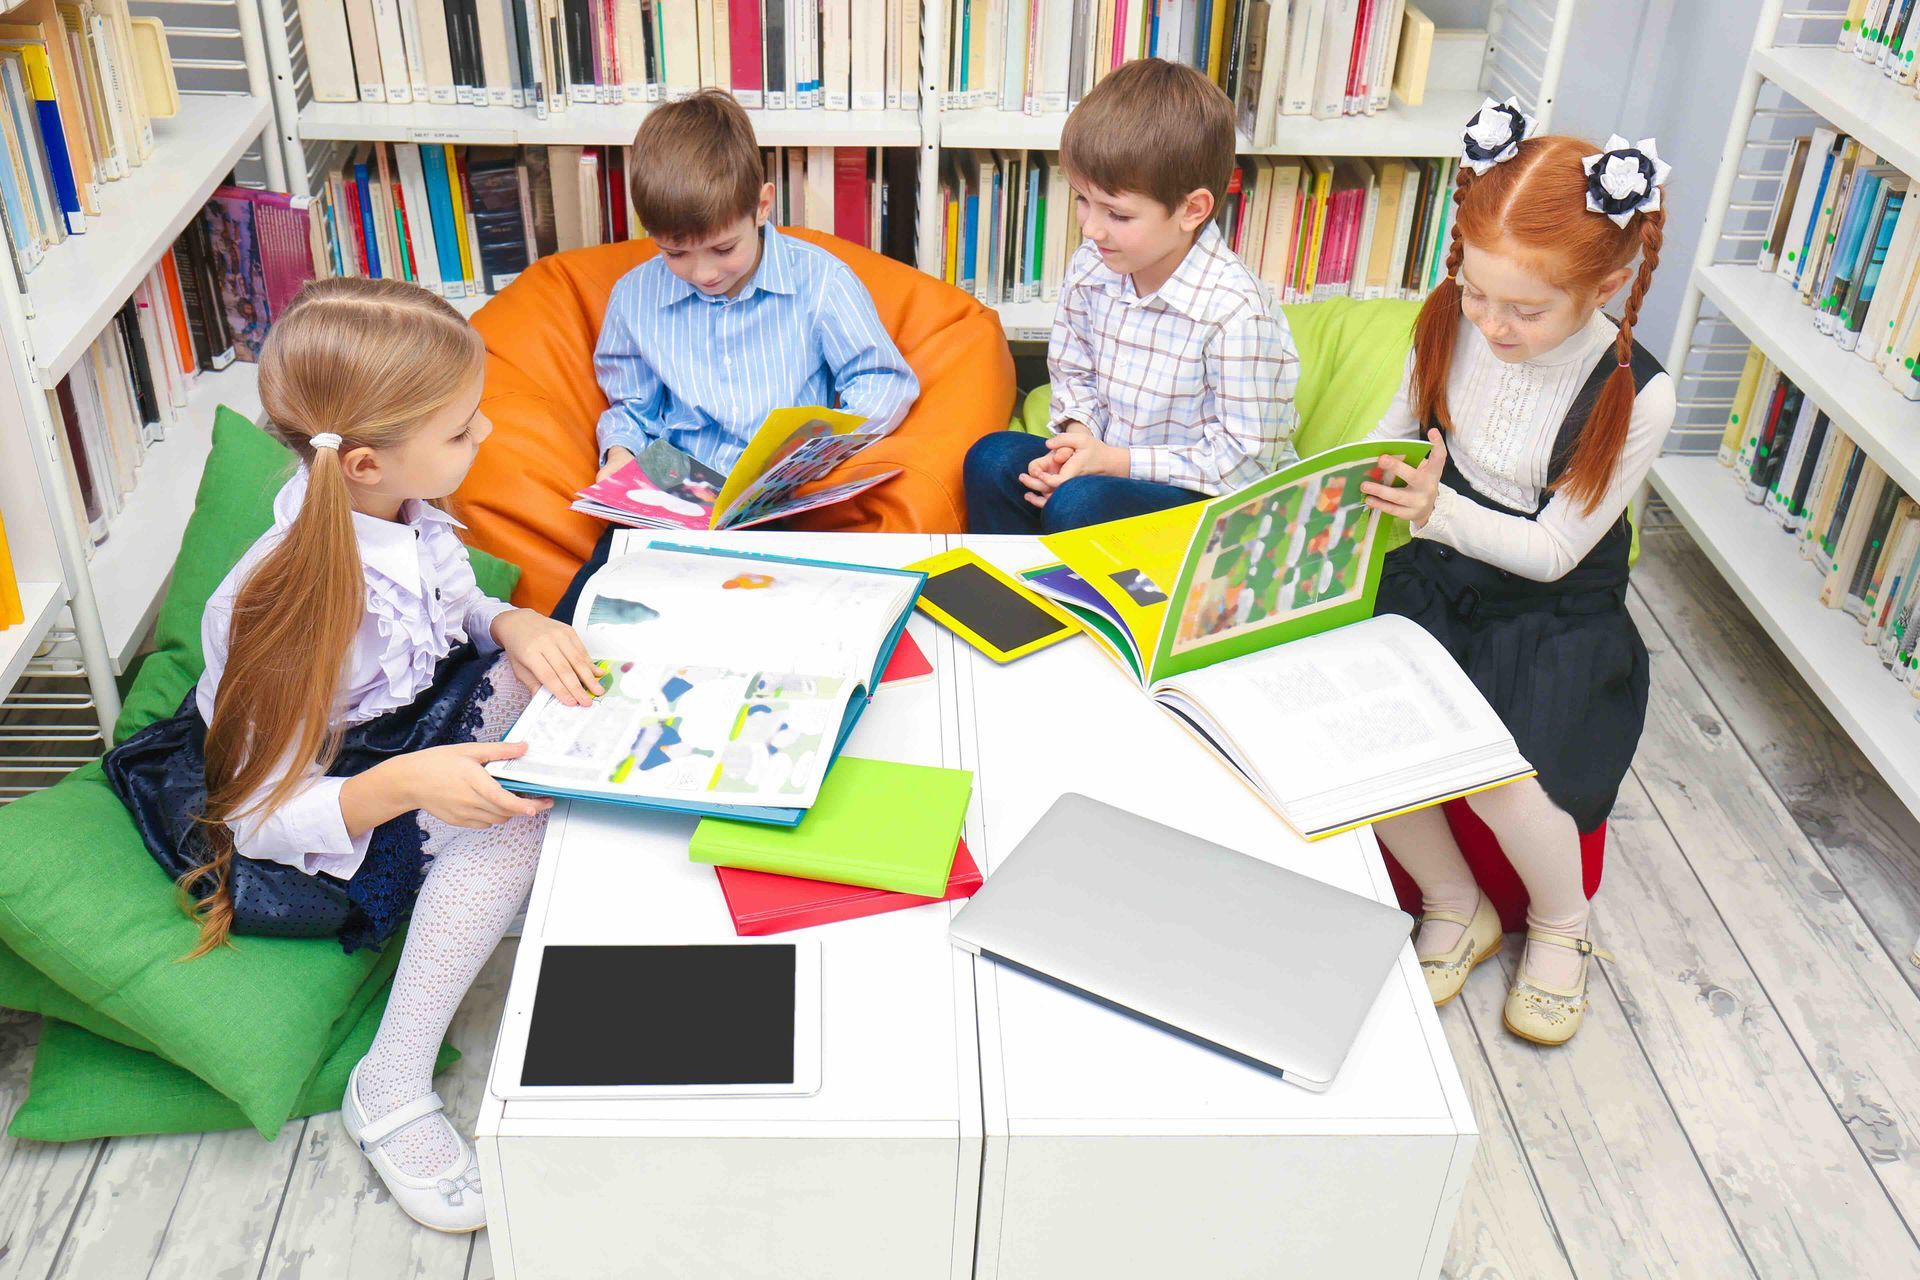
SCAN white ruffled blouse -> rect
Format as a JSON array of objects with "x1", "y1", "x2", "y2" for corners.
[{"x1": 195, "y1": 468, "x2": 514, "y2": 878}]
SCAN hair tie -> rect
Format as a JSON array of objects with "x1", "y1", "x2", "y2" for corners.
[
  {"x1": 1581, "y1": 135, "x2": 1672, "y2": 228},
  {"x1": 1461, "y1": 96, "x2": 1538, "y2": 174},
  {"x1": 309, "y1": 432, "x2": 343, "y2": 452}
]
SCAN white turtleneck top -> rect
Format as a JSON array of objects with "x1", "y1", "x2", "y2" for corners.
[{"x1": 1367, "y1": 309, "x2": 1676, "y2": 582}]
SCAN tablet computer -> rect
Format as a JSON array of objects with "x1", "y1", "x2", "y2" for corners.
[
  {"x1": 490, "y1": 939, "x2": 823, "y2": 1100},
  {"x1": 904, "y1": 547, "x2": 1079, "y2": 663}
]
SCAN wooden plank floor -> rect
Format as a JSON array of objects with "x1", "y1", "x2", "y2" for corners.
[{"x1": 2, "y1": 528, "x2": 1919, "y2": 1279}]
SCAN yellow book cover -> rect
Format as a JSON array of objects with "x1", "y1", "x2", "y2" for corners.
[
  {"x1": 944, "y1": 193, "x2": 960, "y2": 283},
  {"x1": 0, "y1": 509, "x2": 23, "y2": 627},
  {"x1": 1718, "y1": 347, "x2": 1767, "y2": 465},
  {"x1": 1206, "y1": 0, "x2": 1230, "y2": 82},
  {"x1": 1301, "y1": 158, "x2": 1333, "y2": 296},
  {"x1": 445, "y1": 144, "x2": 475, "y2": 287}
]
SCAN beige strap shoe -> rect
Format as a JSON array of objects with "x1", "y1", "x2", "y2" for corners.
[
  {"x1": 1417, "y1": 894, "x2": 1503, "y2": 1007},
  {"x1": 1503, "y1": 928, "x2": 1613, "y2": 1047}
]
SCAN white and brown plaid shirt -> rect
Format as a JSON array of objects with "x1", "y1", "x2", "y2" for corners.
[{"x1": 1047, "y1": 222, "x2": 1300, "y2": 495}]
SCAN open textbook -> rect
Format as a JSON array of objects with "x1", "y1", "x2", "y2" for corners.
[
  {"x1": 488, "y1": 544, "x2": 923, "y2": 825},
  {"x1": 572, "y1": 407, "x2": 903, "y2": 532},
  {"x1": 1022, "y1": 441, "x2": 1535, "y2": 840}
]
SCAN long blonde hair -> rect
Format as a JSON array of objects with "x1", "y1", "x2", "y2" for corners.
[{"x1": 183, "y1": 277, "x2": 485, "y2": 958}]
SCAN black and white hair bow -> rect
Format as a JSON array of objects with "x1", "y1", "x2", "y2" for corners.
[
  {"x1": 1461, "y1": 96, "x2": 1538, "y2": 174},
  {"x1": 1581, "y1": 135, "x2": 1672, "y2": 228}
]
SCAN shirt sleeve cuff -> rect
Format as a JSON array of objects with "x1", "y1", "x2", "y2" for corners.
[
  {"x1": 239, "y1": 776, "x2": 373, "y2": 880},
  {"x1": 1413, "y1": 484, "x2": 1459, "y2": 542},
  {"x1": 468, "y1": 596, "x2": 515, "y2": 655},
  {"x1": 1126, "y1": 445, "x2": 1177, "y2": 487},
  {"x1": 595, "y1": 414, "x2": 652, "y2": 465}
]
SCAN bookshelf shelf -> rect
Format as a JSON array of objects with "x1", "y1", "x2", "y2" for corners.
[
  {"x1": 26, "y1": 94, "x2": 275, "y2": 384},
  {"x1": 993, "y1": 300, "x2": 1053, "y2": 343},
  {"x1": 1752, "y1": 45, "x2": 1920, "y2": 183},
  {"x1": 91, "y1": 362, "x2": 262, "y2": 674},
  {"x1": 298, "y1": 101, "x2": 926, "y2": 148},
  {"x1": 937, "y1": 90, "x2": 1486, "y2": 157},
  {"x1": 1650, "y1": 453, "x2": 1920, "y2": 821},
  {"x1": 0, "y1": 582, "x2": 66, "y2": 697},
  {"x1": 1694, "y1": 262, "x2": 1920, "y2": 498}
]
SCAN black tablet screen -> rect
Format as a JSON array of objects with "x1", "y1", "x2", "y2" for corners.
[
  {"x1": 520, "y1": 945, "x2": 797, "y2": 1086},
  {"x1": 923, "y1": 561, "x2": 1067, "y2": 652}
]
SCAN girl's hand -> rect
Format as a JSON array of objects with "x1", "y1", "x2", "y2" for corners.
[
  {"x1": 1047, "y1": 431, "x2": 1130, "y2": 485},
  {"x1": 492, "y1": 608, "x2": 601, "y2": 707},
  {"x1": 596, "y1": 446, "x2": 637, "y2": 484},
  {"x1": 390, "y1": 741, "x2": 553, "y2": 830},
  {"x1": 1361, "y1": 429, "x2": 1448, "y2": 528}
]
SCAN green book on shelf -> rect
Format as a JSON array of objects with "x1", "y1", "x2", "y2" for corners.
[{"x1": 689, "y1": 757, "x2": 972, "y2": 898}]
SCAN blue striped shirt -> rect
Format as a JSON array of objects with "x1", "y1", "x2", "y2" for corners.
[{"x1": 594, "y1": 224, "x2": 920, "y2": 474}]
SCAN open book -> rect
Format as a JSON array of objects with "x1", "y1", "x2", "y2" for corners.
[
  {"x1": 572, "y1": 407, "x2": 902, "y2": 532},
  {"x1": 489, "y1": 544, "x2": 923, "y2": 825},
  {"x1": 1022, "y1": 441, "x2": 1535, "y2": 840}
]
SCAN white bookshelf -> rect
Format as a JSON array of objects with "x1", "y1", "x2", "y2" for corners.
[
  {"x1": 1650, "y1": 454, "x2": 1920, "y2": 820},
  {"x1": 993, "y1": 299, "x2": 1053, "y2": 343},
  {"x1": 26, "y1": 95, "x2": 275, "y2": 381},
  {"x1": 0, "y1": 3, "x2": 277, "y2": 765},
  {"x1": 299, "y1": 101, "x2": 925, "y2": 148},
  {"x1": 1658, "y1": 2, "x2": 1920, "y2": 958}
]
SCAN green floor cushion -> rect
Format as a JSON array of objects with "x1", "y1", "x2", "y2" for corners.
[
  {"x1": 10, "y1": 996, "x2": 458, "y2": 1142},
  {"x1": 0, "y1": 405, "x2": 521, "y2": 1141},
  {"x1": 0, "y1": 936, "x2": 162, "y2": 1057}
]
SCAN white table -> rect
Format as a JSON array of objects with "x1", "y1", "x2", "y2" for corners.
[{"x1": 476, "y1": 532, "x2": 1475, "y2": 1279}]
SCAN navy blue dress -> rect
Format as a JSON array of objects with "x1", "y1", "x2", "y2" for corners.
[
  {"x1": 104, "y1": 645, "x2": 499, "y2": 953},
  {"x1": 1372, "y1": 341, "x2": 1662, "y2": 834}
]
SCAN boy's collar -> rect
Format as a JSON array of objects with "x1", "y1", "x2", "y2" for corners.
[
  {"x1": 657, "y1": 224, "x2": 798, "y2": 305},
  {"x1": 1095, "y1": 222, "x2": 1226, "y2": 320}
]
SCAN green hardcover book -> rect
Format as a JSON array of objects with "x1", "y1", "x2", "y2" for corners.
[{"x1": 689, "y1": 757, "x2": 973, "y2": 898}]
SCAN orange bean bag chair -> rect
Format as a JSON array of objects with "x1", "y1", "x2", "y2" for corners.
[{"x1": 453, "y1": 229, "x2": 1017, "y2": 612}]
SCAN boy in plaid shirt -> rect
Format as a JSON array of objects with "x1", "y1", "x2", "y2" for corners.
[{"x1": 964, "y1": 58, "x2": 1299, "y2": 534}]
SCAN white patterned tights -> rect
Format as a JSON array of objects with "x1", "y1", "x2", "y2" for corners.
[{"x1": 354, "y1": 659, "x2": 544, "y2": 1177}]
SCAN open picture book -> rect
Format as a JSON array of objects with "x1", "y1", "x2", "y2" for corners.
[
  {"x1": 572, "y1": 407, "x2": 902, "y2": 532},
  {"x1": 488, "y1": 543, "x2": 923, "y2": 825},
  {"x1": 1021, "y1": 440, "x2": 1535, "y2": 840}
]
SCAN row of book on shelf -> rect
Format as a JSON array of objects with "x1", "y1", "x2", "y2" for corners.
[
  {"x1": 299, "y1": 141, "x2": 917, "y2": 302},
  {"x1": 296, "y1": 0, "x2": 921, "y2": 116},
  {"x1": 938, "y1": 147, "x2": 1455, "y2": 308},
  {"x1": 0, "y1": 0, "x2": 177, "y2": 299},
  {"x1": 1715, "y1": 345, "x2": 1920, "y2": 690},
  {"x1": 1756, "y1": 121, "x2": 1920, "y2": 399},
  {"x1": 945, "y1": 0, "x2": 1438, "y2": 142},
  {"x1": 1836, "y1": 0, "x2": 1920, "y2": 92}
]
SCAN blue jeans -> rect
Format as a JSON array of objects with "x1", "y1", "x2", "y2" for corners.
[{"x1": 963, "y1": 432, "x2": 1209, "y2": 535}]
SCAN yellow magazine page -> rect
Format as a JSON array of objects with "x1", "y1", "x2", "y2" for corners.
[
  {"x1": 712, "y1": 405, "x2": 871, "y2": 527},
  {"x1": 1037, "y1": 500, "x2": 1208, "y2": 674}
]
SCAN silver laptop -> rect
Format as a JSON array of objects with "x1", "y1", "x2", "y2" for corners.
[{"x1": 949, "y1": 793, "x2": 1414, "y2": 1090}]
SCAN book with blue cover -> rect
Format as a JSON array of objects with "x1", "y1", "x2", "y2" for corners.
[{"x1": 489, "y1": 543, "x2": 924, "y2": 825}]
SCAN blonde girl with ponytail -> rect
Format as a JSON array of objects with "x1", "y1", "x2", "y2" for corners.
[
  {"x1": 105, "y1": 277, "x2": 599, "y2": 1233},
  {"x1": 1356, "y1": 106, "x2": 1676, "y2": 1048}
]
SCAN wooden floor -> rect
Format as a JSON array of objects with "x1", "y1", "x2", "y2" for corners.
[{"x1": 3, "y1": 528, "x2": 1920, "y2": 1279}]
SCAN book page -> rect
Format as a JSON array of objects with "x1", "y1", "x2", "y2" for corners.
[
  {"x1": 712, "y1": 405, "x2": 876, "y2": 527},
  {"x1": 571, "y1": 439, "x2": 726, "y2": 531},
  {"x1": 1035, "y1": 500, "x2": 1207, "y2": 671}
]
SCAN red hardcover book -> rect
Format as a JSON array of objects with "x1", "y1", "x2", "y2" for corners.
[
  {"x1": 729, "y1": 0, "x2": 762, "y2": 99},
  {"x1": 834, "y1": 147, "x2": 869, "y2": 247},
  {"x1": 878, "y1": 629, "x2": 931, "y2": 686},
  {"x1": 716, "y1": 839, "x2": 984, "y2": 936}
]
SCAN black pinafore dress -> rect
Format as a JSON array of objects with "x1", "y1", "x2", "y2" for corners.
[{"x1": 1372, "y1": 341, "x2": 1662, "y2": 834}]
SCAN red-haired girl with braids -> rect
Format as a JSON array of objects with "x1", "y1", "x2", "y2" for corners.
[{"x1": 1357, "y1": 102, "x2": 1676, "y2": 1047}]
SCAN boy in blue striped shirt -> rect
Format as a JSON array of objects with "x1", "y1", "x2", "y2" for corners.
[{"x1": 557, "y1": 90, "x2": 919, "y2": 618}]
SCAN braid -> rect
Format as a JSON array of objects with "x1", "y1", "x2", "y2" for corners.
[
  {"x1": 1558, "y1": 208, "x2": 1666, "y2": 515},
  {"x1": 1410, "y1": 165, "x2": 1477, "y2": 429}
]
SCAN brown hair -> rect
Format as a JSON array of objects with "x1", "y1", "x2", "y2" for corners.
[
  {"x1": 1060, "y1": 58, "x2": 1236, "y2": 216},
  {"x1": 183, "y1": 276, "x2": 485, "y2": 958},
  {"x1": 628, "y1": 89, "x2": 764, "y2": 241},
  {"x1": 1412, "y1": 134, "x2": 1665, "y2": 514}
]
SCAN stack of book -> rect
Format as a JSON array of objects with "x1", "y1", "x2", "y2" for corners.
[
  {"x1": 941, "y1": 0, "x2": 1438, "y2": 138},
  {"x1": 1756, "y1": 125, "x2": 1920, "y2": 399},
  {"x1": 939, "y1": 147, "x2": 1457, "y2": 309},
  {"x1": 0, "y1": 510, "x2": 23, "y2": 630},
  {"x1": 295, "y1": 0, "x2": 921, "y2": 117},
  {"x1": 50, "y1": 237, "x2": 227, "y2": 553},
  {"x1": 303, "y1": 141, "x2": 918, "y2": 301},
  {"x1": 1835, "y1": 0, "x2": 1919, "y2": 97},
  {"x1": 1715, "y1": 345, "x2": 1920, "y2": 689},
  {"x1": 0, "y1": 0, "x2": 174, "y2": 298}
]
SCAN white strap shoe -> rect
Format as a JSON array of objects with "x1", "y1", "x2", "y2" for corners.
[{"x1": 341, "y1": 1062, "x2": 487, "y2": 1234}]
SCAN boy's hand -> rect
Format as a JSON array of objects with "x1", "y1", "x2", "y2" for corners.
[
  {"x1": 491, "y1": 608, "x2": 602, "y2": 707},
  {"x1": 1047, "y1": 431, "x2": 1131, "y2": 483},
  {"x1": 1361, "y1": 429, "x2": 1447, "y2": 528},
  {"x1": 596, "y1": 446, "x2": 637, "y2": 484}
]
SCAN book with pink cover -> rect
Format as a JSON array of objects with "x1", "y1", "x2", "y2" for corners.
[{"x1": 573, "y1": 406, "x2": 902, "y2": 531}]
